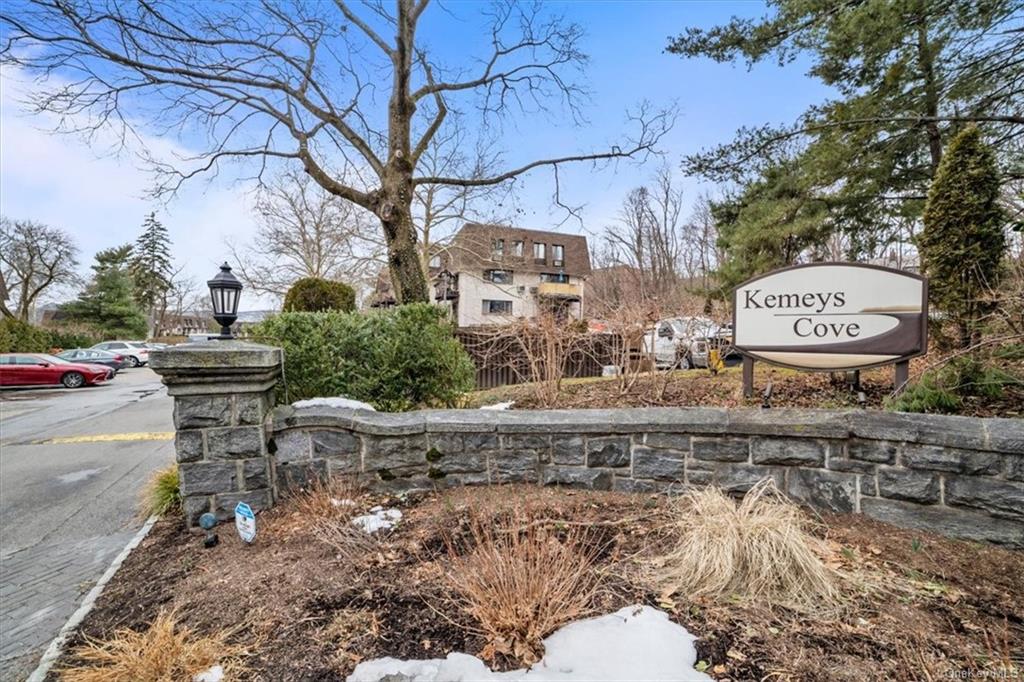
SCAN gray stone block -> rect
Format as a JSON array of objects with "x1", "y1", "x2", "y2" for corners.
[
  {"x1": 271, "y1": 430, "x2": 310, "y2": 464},
  {"x1": 644, "y1": 433, "x2": 692, "y2": 451},
  {"x1": 728, "y1": 409, "x2": 849, "y2": 438},
  {"x1": 242, "y1": 459, "x2": 270, "y2": 490},
  {"x1": 876, "y1": 468, "x2": 940, "y2": 504},
  {"x1": 901, "y1": 444, "x2": 1002, "y2": 476},
  {"x1": 826, "y1": 457, "x2": 875, "y2": 474},
  {"x1": 711, "y1": 463, "x2": 782, "y2": 494},
  {"x1": 311, "y1": 430, "x2": 360, "y2": 457},
  {"x1": 632, "y1": 446, "x2": 685, "y2": 481},
  {"x1": 541, "y1": 466, "x2": 612, "y2": 491},
  {"x1": 503, "y1": 433, "x2": 551, "y2": 451},
  {"x1": 847, "y1": 439, "x2": 897, "y2": 464},
  {"x1": 786, "y1": 468, "x2": 856, "y2": 513},
  {"x1": 751, "y1": 437, "x2": 826, "y2": 466},
  {"x1": 945, "y1": 476, "x2": 1024, "y2": 520},
  {"x1": 236, "y1": 392, "x2": 271, "y2": 425},
  {"x1": 463, "y1": 433, "x2": 500, "y2": 451},
  {"x1": 206, "y1": 426, "x2": 264, "y2": 460},
  {"x1": 1008, "y1": 455, "x2": 1024, "y2": 482},
  {"x1": 180, "y1": 461, "x2": 239, "y2": 496},
  {"x1": 350, "y1": 411, "x2": 426, "y2": 436},
  {"x1": 692, "y1": 436, "x2": 749, "y2": 462},
  {"x1": 551, "y1": 436, "x2": 585, "y2": 465},
  {"x1": 985, "y1": 418, "x2": 1024, "y2": 455},
  {"x1": 687, "y1": 468, "x2": 713, "y2": 486},
  {"x1": 613, "y1": 478, "x2": 679, "y2": 494},
  {"x1": 432, "y1": 452, "x2": 488, "y2": 475},
  {"x1": 182, "y1": 495, "x2": 212, "y2": 526},
  {"x1": 276, "y1": 460, "x2": 328, "y2": 494},
  {"x1": 428, "y1": 433, "x2": 464, "y2": 453},
  {"x1": 586, "y1": 436, "x2": 631, "y2": 468},
  {"x1": 861, "y1": 498, "x2": 1024, "y2": 548},
  {"x1": 363, "y1": 435, "x2": 427, "y2": 469},
  {"x1": 174, "y1": 396, "x2": 232, "y2": 429},
  {"x1": 490, "y1": 452, "x2": 539, "y2": 483},
  {"x1": 175, "y1": 430, "x2": 204, "y2": 463},
  {"x1": 212, "y1": 489, "x2": 273, "y2": 522}
]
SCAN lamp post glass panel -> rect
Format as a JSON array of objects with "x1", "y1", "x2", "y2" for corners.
[{"x1": 208, "y1": 263, "x2": 243, "y2": 339}]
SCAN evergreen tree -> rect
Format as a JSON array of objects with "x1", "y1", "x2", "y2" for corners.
[
  {"x1": 129, "y1": 212, "x2": 173, "y2": 332},
  {"x1": 62, "y1": 245, "x2": 148, "y2": 339},
  {"x1": 919, "y1": 126, "x2": 1006, "y2": 348}
]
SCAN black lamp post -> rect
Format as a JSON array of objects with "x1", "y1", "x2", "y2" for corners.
[{"x1": 207, "y1": 262, "x2": 243, "y2": 339}]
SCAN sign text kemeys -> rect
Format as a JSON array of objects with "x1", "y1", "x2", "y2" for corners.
[{"x1": 733, "y1": 263, "x2": 927, "y2": 371}]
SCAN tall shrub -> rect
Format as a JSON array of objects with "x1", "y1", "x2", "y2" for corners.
[
  {"x1": 251, "y1": 303, "x2": 474, "y2": 411},
  {"x1": 282, "y1": 277, "x2": 356, "y2": 313},
  {"x1": 0, "y1": 318, "x2": 52, "y2": 352},
  {"x1": 919, "y1": 126, "x2": 1006, "y2": 348}
]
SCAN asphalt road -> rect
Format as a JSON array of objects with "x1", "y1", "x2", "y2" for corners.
[{"x1": 0, "y1": 368, "x2": 174, "y2": 681}]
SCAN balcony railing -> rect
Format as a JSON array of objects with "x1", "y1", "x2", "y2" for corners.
[{"x1": 536, "y1": 281, "x2": 582, "y2": 300}]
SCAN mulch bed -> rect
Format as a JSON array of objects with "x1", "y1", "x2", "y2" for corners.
[
  {"x1": 51, "y1": 486, "x2": 1023, "y2": 681},
  {"x1": 470, "y1": 358, "x2": 1024, "y2": 418}
]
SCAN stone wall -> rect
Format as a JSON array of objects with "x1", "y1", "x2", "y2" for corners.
[{"x1": 270, "y1": 405, "x2": 1024, "y2": 547}]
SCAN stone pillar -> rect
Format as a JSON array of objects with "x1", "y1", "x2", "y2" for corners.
[{"x1": 150, "y1": 341, "x2": 282, "y2": 525}]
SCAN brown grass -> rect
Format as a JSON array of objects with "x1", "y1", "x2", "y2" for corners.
[
  {"x1": 442, "y1": 508, "x2": 602, "y2": 665},
  {"x1": 58, "y1": 610, "x2": 246, "y2": 681},
  {"x1": 658, "y1": 479, "x2": 840, "y2": 611},
  {"x1": 288, "y1": 474, "x2": 380, "y2": 562}
]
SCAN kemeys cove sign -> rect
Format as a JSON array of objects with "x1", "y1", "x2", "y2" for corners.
[{"x1": 733, "y1": 263, "x2": 927, "y2": 384}]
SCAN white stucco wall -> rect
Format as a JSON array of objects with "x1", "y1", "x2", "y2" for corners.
[{"x1": 449, "y1": 271, "x2": 582, "y2": 327}]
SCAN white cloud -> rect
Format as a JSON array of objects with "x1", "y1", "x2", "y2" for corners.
[{"x1": 0, "y1": 65, "x2": 270, "y2": 308}]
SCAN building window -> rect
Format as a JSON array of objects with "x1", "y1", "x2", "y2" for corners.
[
  {"x1": 429, "y1": 254, "x2": 441, "y2": 268},
  {"x1": 533, "y1": 242, "x2": 546, "y2": 263},
  {"x1": 492, "y1": 239, "x2": 504, "y2": 259},
  {"x1": 552, "y1": 244, "x2": 564, "y2": 267},
  {"x1": 540, "y1": 272, "x2": 569, "y2": 284},
  {"x1": 511, "y1": 240, "x2": 524, "y2": 257},
  {"x1": 485, "y1": 269, "x2": 513, "y2": 284},
  {"x1": 482, "y1": 299, "x2": 513, "y2": 315}
]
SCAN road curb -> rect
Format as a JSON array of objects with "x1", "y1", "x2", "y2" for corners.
[{"x1": 26, "y1": 515, "x2": 159, "y2": 682}]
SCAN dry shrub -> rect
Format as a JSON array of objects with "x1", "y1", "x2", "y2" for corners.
[
  {"x1": 658, "y1": 479, "x2": 840, "y2": 611},
  {"x1": 58, "y1": 610, "x2": 245, "y2": 681},
  {"x1": 290, "y1": 475, "x2": 380, "y2": 561},
  {"x1": 320, "y1": 608, "x2": 381, "y2": 667},
  {"x1": 442, "y1": 508, "x2": 601, "y2": 665},
  {"x1": 139, "y1": 464, "x2": 180, "y2": 519}
]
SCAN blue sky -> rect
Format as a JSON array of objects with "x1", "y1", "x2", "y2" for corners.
[{"x1": 0, "y1": 1, "x2": 831, "y2": 308}]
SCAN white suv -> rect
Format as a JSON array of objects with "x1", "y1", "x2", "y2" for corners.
[{"x1": 91, "y1": 341, "x2": 151, "y2": 367}]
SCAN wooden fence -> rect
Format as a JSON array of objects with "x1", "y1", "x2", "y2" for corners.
[{"x1": 455, "y1": 329, "x2": 623, "y2": 390}]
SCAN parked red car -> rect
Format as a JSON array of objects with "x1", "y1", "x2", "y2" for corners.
[{"x1": 0, "y1": 353, "x2": 114, "y2": 388}]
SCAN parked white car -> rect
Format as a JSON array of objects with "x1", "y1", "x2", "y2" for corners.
[
  {"x1": 91, "y1": 341, "x2": 151, "y2": 367},
  {"x1": 642, "y1": 317, "x2": 720, "y2": 370}
]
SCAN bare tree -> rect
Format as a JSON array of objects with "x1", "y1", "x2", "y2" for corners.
[
  {"x1": 2, "y1": 1, "x2": 671, "y2": 304},
  {"x1": 0, "y1": 217, "x2": 79, "y2": 321},
  {"x1": 228, "y1": 170, "x2": 383, "y2": 303}
]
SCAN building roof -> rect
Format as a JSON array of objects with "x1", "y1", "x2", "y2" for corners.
[{"x1": 440, "y1": 223, "x2": 592, "y2": 277}]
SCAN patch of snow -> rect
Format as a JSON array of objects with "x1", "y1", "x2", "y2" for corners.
[
  {"x1": 479, "y1": 401, "x2": 514, "y2": 410},
  {"x1": 293, "y1": 396, "x2": 376, "y2": 411},
  {"x1": 347, "y1": 605, "x2": 711, "y2": 682},
  {"x1": 331, "y1": 498, "x2": 357, "y2": 508},
  {"x1": 352, "y1": 507, "x2": 402, "y2": 534},
  {"x1": 192, "y1": 665, "x2": 224, "y2": 682}
]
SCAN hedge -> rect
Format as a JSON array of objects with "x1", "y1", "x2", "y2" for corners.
[{"x1": 251, "y1": 303, "x2": 474, "y2": 411}]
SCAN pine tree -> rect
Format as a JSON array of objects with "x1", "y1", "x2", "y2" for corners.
[
  {"x1": 62, "y1": 245, "x2": 148, "y2": 339},
  {"x1": 919, "y1": 126, "x2": 1006, "y2": 348},
  {"x1": 129, "y1": 212, "x2": 173, "y2": 334}
]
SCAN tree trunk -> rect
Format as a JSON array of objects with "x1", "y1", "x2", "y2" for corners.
[{"x1": 916, "y1": 15, "x2": 943, "y2": 175}]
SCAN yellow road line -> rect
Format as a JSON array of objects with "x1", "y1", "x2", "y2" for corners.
[{"x1": 36, "y1": 432, "x2": 175, "y2": 445}]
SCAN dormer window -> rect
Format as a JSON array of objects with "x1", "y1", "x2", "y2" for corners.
[
  {"x1": 552, "y1": 244, "x2": 564, "y2": 267},
  {"x1": 492, "y1": 239, "x2": 505, "y2": 260},
  {"x1": 511, "y1": 240, "x2": 524, "y2": 257},
  {"x1": 533, "y1": 242, "x2": 546, "y2": 264}
]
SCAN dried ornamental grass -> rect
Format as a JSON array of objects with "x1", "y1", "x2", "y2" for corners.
[
  {"x1": 292, "y1": 475, "x2": 380, "y2": 562},
  {"x1": 58, "y1": 611, "x2": 245, "y2": 682},
  {"x1": 443, "y1": 509, "x2": 602, "y2": 665},
  {"x1": 659, "y1": 479, "x2": 840, "y2": 611}
]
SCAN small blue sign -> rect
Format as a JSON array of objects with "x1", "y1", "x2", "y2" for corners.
[{"x1": 234, "y1": 501, "x2": 256, "y2": 543}]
